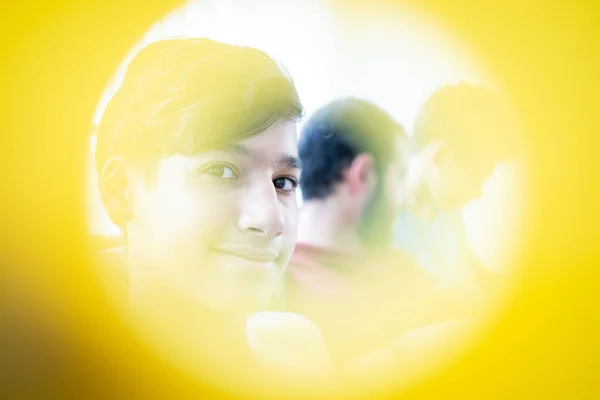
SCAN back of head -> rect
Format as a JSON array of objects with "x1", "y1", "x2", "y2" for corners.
[
  {"x1": 95, "y1": 38, "x2": 303, "y2": 177},
  {"x1": 412, "y1": 83, "x2": 521, "y2": 177},
  {"x1": 298, "y1": 98, "x2": 405, "y2": 247},
  {"x1": 299, "y1": 98, "x2": 403, "y2": 201}
]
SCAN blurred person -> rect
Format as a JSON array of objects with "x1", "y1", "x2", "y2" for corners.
[
  {"x1": 94, "y1": 38, "x2": 332, "y2": 380},
  {"x1": 283, "y1": 98, "x2": 449, "y2": 366},
  {"x1": 331, "y1": 84, "x2": 524, "y2": 383},
  {"x1": 395, "y1": 83, "x2": 522, "y2": 292}
]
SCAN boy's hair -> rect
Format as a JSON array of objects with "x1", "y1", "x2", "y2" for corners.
[
  {"x1": 299, "y1": 98, "x2": 405, "y2": 201},
  {"x1": 95, "y1": 38, "x2": 303, "y2": 174}
]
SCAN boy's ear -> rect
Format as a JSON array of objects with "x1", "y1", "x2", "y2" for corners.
[{"x1": 98, "y1": 156, "x2": 132, "y2": 227}]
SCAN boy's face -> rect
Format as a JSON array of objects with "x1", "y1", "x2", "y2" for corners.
[{"x1": 126, "y1": 120, "x2": 301, "y2": 313}]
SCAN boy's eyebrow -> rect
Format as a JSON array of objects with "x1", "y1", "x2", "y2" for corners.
[
  {"x1": 277, "y1": 154, "x2": 303, "y2": 170},
  {"x1": 224, "y1": 144, "x2": 302, "y2": 170}
]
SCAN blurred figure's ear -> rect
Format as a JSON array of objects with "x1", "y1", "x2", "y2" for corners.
[
  {"x1": 98, "y1": 156, "x2": 132, "y2": 227},
  {"x1": 345, "y1": 153, "x2": 377, "y2": 201}
]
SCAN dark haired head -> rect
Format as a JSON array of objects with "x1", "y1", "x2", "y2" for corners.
[
  {"x1": 298, "y1": 98, "x2": 406, "y2": 247},
  {"x1": 299, "y1": 98, "x2": 403, "y2": 201}
]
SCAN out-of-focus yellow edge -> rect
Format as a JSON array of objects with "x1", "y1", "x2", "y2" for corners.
[{"x1": 1, "y1": 0, "x2": 598, "y2": 398}]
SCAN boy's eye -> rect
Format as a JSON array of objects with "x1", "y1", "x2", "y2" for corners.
[
  {"x1": 203, "y1": 163, "x2": 237, "y2": 179},
  {"x1": 273, "y1": 177, "x2": 298, "y2": 192}
]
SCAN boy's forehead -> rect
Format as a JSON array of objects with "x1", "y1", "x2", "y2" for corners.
[
  {"x1": 231, "y1": 120, "x2": 300, "y2": 157},
  {"x1": 155, "y1": 120, "x2": 300, "y2": 167},
  {"x1": 156, "y1": 154, "x2": 201, "y2": 175}
]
